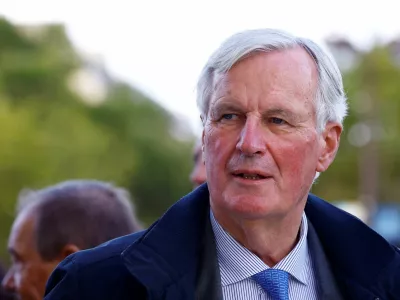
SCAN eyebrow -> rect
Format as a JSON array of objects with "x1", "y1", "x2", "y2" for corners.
[
  {"x1": 212, "y1": 102, "x2": 298, "y2": 120},
  {"x1": 264, "y1": 108, "x2": 297, "y2": 120},
  {"x1": 211, "y1": 101, "x2": 244, "y2": 115}
]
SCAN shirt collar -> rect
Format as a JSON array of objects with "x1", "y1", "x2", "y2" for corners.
[{"x1": 210, "y1": 210, "x2": 309, "y2": 286}]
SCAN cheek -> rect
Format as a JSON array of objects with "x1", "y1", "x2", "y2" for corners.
[
  {"x1": 13, "y1": 267, "x2": 34, "y2": 295},
  {"x1": 274, "y1": 135, "x2": 319, "y2": 181},
  {"x1": 288, "y1": 150, "x2": 309, "y2": 180},
  {"x1": 17, "y1": 263, "x2": 53, "y2": 296},
  {"x1": 204, "y1": 127, "x2": 234, "y2": 174},
  {"x1": 20, "y1": 266, "x2": 37, "y2": 284}
]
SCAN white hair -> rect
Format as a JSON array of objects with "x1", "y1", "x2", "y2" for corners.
[
  {"x1": 196, "y1": 28, "x2": 348, "y2": 132},
  {"x1": 196, "y1": 29, "x2": 348, "y2": 182}
]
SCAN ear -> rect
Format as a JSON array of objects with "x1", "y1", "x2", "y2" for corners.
[
  {"x1": 316, "y1": 122, "x2": 342, "y2": 173},
  {"x1": 58, "y1": 244, "x2": 80, "y2": 260}
]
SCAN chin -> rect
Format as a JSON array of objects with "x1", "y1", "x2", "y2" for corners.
[{"x1": 223, "y1": 194, "x2": 283, "y2": 219}]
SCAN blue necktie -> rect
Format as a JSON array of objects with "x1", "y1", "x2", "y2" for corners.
[{"x1": 252, "y1": 269, "x2": 289, "y2": 300}]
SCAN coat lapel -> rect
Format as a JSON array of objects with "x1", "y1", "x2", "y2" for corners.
[
  {"x1": 307, "y1": 220, "x2": 344, "y2": 300},
  {"x1": 121, "y1": 184, "x2": 221, "y2": 299},
  {"x1": 195, "y1": 209, "x2": 223, "y2": 300}
]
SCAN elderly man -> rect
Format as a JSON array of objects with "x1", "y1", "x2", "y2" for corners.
[
  {"x1": 1, "y1": 180, "x2": 141, "y2": 300},
  {"x1": 43, "y1": 29, "x2": 400, "y2": 300},
  {"x1": 190, "y1": 138, "x2": 207, "y2": 188}
]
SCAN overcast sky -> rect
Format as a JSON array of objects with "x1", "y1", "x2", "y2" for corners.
[{"x1": 2, "y1": 0, "x2": 399, "y2": 134}]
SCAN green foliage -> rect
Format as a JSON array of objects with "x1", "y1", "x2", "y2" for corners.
[
  {"x1": 0, "y1": 18, "x2": 194, "y2": 261},
  {"x1": 312, "y1": 44, "x2": 400, "y2": 203}
]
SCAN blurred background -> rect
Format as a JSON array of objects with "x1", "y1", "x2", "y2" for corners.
[{"x1": 1, "y1": 0, "x2": 400, "y2": 265}]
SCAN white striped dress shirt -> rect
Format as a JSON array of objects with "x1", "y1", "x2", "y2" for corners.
[{"x1": 210, "y1": 211, "x2": 319, "y2": 299}]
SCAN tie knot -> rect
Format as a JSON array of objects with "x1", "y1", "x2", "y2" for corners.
[{"x1": 252, "y1": 269, "x2": 289, "y2": 300}]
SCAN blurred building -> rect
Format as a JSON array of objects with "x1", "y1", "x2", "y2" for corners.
[
  {"x1": 326, "y1": 35, "x2": 400, "y2": 70},
  {"x1": 325, "y1": 36, "x2": 360, "y2": 72},
  {"x1": 388, "y1": 37, "x2": 400, "y2": 65}
]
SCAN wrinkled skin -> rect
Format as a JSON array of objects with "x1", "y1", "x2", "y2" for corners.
[{"x1": 202, "y1": 48, "x2": 341, "y2": 261}]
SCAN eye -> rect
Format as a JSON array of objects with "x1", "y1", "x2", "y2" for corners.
[
  {"x1": 270, "y1": 117, "x2": 286, "y2": 125},
  {"x1": 222, "y1": 114, "x2": 238, "y2": 120}
]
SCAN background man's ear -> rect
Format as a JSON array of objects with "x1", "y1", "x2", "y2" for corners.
[{"x1": 59, "y1": 244, "x2": 80, "y2": 260}]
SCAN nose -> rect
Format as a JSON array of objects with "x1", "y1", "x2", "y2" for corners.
[
  {"x1": 190, "y1": 161, "x2": 207, "y2": 188},
  {"x1": 236, "y1": 117, "x2": 266, "y2": 155},
  {"x1": 1, "y1": 268, "x2": 16, "y2": 294}
]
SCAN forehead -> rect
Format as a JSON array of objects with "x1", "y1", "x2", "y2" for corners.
[
  {"x1": 211, "y1": 47, "x2": 318, "y2": 110},
  {"x1": 8, "y1": 209, "x2": 36, "y2": 251}
]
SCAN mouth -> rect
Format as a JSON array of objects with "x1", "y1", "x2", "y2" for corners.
[{"x1": 232, "y1": 172, "x2": 272, "y2": 180}]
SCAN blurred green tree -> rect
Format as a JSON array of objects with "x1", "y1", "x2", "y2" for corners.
[
  {"x1": 0, "y1": 18, "x2": 194, "y2": 260},
  {"x1": 312, "y1": 43, "x2": 400, "y2": 213}
]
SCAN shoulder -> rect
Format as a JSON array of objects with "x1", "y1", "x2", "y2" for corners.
[
  {"x1": 75, "y1": 230, "x2": 145, "y2": 265},
  {"x1": 306, "y1": 194, "x2": 400, "y2": 296},
  {"x1": 371, "y1": 246, "x2": 400, "y2": 297},
  {"x1": 44, "y1": 231, "x2": 147, "y2": 300},
  {"x1": 305, "y1": 193, "x2": 367, "y2": 227}
]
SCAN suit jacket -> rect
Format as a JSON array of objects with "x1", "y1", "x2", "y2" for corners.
[{"x1": 44, "y1": 184, "x2": 400, "y2": 300}]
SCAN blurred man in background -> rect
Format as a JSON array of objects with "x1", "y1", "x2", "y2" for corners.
[
  {"x1": 0, "y1": 262, "x2": 14, "y2": 299},
  {"x1": 189, "y1": 138, "x2": 207, "y2": 188},
  {"x1": 2, "y1": 180, "x2": 142, "y2": 300}
]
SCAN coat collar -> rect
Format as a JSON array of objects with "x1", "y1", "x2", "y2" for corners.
[
  {"x1": 121, "y1": 184, "x2": 211, "y2": 297},
  {"x1": 305, "y1": 194, "x2": 400, "y2": 298},
  {"x1": 122, "y1": 184, "x2": 399, "y2": 298},
  {"x1": 305, "y1": 194, "x2": 396, "y2": 285}
]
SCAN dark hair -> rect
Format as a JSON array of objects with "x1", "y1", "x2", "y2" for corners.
[{"x1": 18, "y1": 180, "x2": 142, "y2": 261}]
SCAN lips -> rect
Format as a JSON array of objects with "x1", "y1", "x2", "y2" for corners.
[{"x1": 232, "y1": 170, "x2": 272, "y2": 180}]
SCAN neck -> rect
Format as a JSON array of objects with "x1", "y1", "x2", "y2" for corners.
[{"x1": 213, "y1": 206, "x2": 305, "y2": 267}]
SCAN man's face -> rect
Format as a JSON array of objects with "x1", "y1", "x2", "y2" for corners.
[
  {"x1": 203, "y1": 48, "x2": 341, "y2": 221},
  {"x1": 190, "y1": 144, "x2": 207, "y2": 188},
  {"x1": 2, "y1": 210, "x2": 59, "y2": 300}
]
